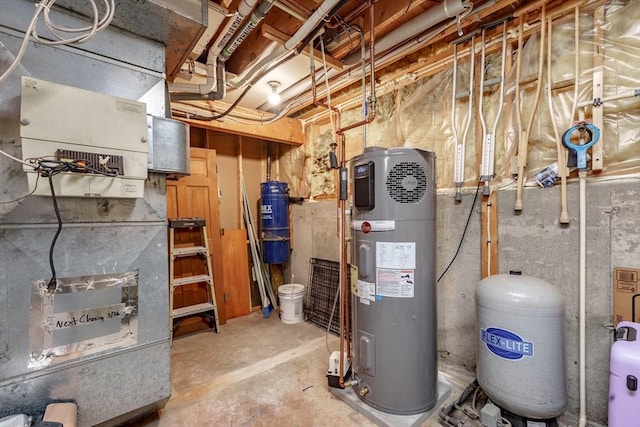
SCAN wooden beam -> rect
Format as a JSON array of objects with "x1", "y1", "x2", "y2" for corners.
[
  {"x1": 175, "y1": 112, "x2": 305, "y2": 146},
  {"x1": 237, "y1": 136, "x2": 243, "y2": 228},
  {"x1": 481, "y1": 190, "x2": 498, "y2": 278},
  {"x1": 261, "y1": 24, "x2": 343, "y2": 70}
]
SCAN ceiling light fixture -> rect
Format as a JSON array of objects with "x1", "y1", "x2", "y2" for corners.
[{"x1": 268, "y1": 81, "x2": 281, "y2": 105}]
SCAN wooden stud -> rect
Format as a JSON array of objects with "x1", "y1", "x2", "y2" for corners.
[
  {"x1": 481, "y1": 190, "x2": 499, "y2": 278},
  {"x1": 238, "y1": 135, "x2": 244, "y2": 229}
]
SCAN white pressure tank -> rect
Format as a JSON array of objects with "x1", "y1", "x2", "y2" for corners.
[{"x1": 476, "y1": 271, "x2": 567, "y2": 419}]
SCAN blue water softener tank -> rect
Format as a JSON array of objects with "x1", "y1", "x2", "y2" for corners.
[
  {"x1": 351, "y1": 147, "x2": 437, "y2": 415},
  {"x1": 476, "y1": 272, "x2": 567, "y2": 419},
  {"x1": 260, "y1": 181, "x2": 290, "y2": 263}
]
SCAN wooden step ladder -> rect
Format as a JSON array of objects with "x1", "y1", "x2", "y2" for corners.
[{"x1": 169, "y1": 218, "x2": 220, "y2": 344}]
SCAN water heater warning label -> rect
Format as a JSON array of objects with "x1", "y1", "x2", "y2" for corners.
[
  {"x1": 376, "y1": 269, "x2": 414, "y2": 298},
  {"x1": 358, "y1": 280, "x2": 376, "y2": 301},
  {"x1": 376, "y1": 242, "x2": 416, "y2": 269}
]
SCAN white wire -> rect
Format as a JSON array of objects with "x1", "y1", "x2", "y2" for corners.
[
  {"x1": 0, "y1": 148, "x2": 36, "y2": 168},
  {"x1": 0, "y1": 3, "x2": 46, "y2": 84},
  {"x1": 0, "y1": 0, "x2": 115, "y2": 84}
]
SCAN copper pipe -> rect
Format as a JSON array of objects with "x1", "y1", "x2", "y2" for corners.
[{"x1": 337, "y1": 0, "x2": 376, "y2": 389}]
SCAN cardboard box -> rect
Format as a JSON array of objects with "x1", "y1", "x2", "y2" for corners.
[{"x1": 613, "y1": 267, "x2": 640, "y2": 327}]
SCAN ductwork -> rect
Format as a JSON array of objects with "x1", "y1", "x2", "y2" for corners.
[{"x1": 342, "y1": 0, "x2": 467, "y2": 66}]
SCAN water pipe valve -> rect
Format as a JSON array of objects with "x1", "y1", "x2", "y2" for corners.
[{"x1": 562, "y1": 122, "x2": 600, "y2": 170}]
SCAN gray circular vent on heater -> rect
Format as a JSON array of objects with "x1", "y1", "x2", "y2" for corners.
[{"x1": 386, "y1": 162, "x2": 428, "y2": 204}]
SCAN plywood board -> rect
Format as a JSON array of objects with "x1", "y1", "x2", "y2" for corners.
[{"x1": 221, "y1": 229, "x2": 252, "y2": 319}]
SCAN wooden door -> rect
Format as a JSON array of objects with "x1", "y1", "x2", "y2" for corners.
[{"x1": 167, "y1": 147, "x2": 226, "y2": 324}]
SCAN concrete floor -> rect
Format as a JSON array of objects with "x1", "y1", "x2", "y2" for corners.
[
  {"x1": 126, "y1": 312, "x2": 466, "y2": 426},
  {"x1": 128, "y1": 312, "x2": 580, "y2": 427}
]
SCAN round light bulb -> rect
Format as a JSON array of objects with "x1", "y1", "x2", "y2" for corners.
[{"x1": 268, "y1": 90, "x2": 281, "y2": 105}]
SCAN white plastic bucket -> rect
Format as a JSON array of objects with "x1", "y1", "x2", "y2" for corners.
[{"x1": 278, "y1": 284, "x2": 305, "y2": 324}]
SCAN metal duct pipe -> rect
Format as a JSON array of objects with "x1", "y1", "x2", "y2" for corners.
[
  {"x1": 228, "y1": 0, "x2": 342, "y2": 88},
  {"x1": 219, "y1": 0, "x2": 276, "y2": 62},
  {"x1": 342, "y1": 0, "x2": 466, "y2": 66}
]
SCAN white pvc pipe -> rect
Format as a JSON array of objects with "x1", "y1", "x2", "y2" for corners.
[
  {"x1": 284, "y1": 0, "x2": 341, "y2": 50},
  {"x1": 228, "y1": 0, "x2": 341, "y2": 89},
  {"x1": 169, "y1": 60, "x2": 217, "y2": 95},
  {"x1": 579, "y1": 170, "x2": 587, "y2": 427},
  {"x1": 342, "y1": 0, "x2": 465, "y2": 66},
  {"x1": 169, "y1": 0, "x2": 258, "y2": 96}
]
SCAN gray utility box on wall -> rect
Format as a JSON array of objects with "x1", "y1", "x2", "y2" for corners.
[{"x1": 350, "y1": 147, "x2": 438, "y2": 415}]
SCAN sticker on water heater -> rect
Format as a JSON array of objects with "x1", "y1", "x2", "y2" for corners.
[
  {"x1": 358, "y1": 280, "x2": 376, "y2": 301},
  {"x1": 481, "y1": 327, "x2": 534, "y2": 361},
  {"x1": 376, "y1": 242, "x2": 416, "y2": 269},
  {"x1": 376, "y1": 269, "x2": 414, "y2": 298}
]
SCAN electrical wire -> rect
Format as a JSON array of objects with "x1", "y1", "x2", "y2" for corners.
[
  {"x1": 2, "y1": 148, "x2": 117, "y2": 291},
  {"x1": 0, "y1": 173, "x2": 39, "y2": 204},
  {"x1": 0, "y1": 0, "x2": 115, "y2": 84},
  {"x1": 46, "y1": 172, "x2": 63, "y2": 292},
  {"x1": 437, "y1": 180, "x2": 481, "y2": 283},
  {"x1": 326, "y1": 279, "x2": 340, "y2": 354}
]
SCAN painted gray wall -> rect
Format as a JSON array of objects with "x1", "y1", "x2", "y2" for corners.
[
  {"x1": 289, "y1": 179, "x2": 639, "y2": 425},
  {"x1": 1, "y1": 2, "x2": 171, "y2": 425}
]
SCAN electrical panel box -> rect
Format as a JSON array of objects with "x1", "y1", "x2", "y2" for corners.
[{"x1": 20, "y1": 77, "x2": 148, "y2": 198}]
